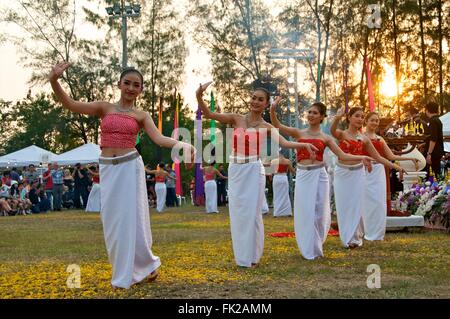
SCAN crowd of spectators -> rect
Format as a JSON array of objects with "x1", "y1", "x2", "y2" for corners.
[{"x1": 0, "y1": 162, "x2": 99, "y2": 216}]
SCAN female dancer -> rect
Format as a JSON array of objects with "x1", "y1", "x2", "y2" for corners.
[
  {"x1": 363, "y1": 112, "x2": 418, "y2": 241},
  {"x1": 48, "y1": 62, "x2": 195, "y2": 289},
  {"x1": 270, "y1": 153, "x2": 295, "y2": 217},
  {"x1": 145, "y1": 163, "x2": 174, "y2": 213},
  {"x1": 330, "y1": 107, "x2": 405, "y2": 249},
  {"x1": 270, "y1": 99, "x2": 373, "y2": 259},
  {"x1": 203, "y1": 162, "x2": 227, "y2": 213},
  {"x1": 85, "y1": 165, "x2": 100, "y2": 212},
  {"x1": 197, "y1": 82, "x2": 318, "y2": 268}
]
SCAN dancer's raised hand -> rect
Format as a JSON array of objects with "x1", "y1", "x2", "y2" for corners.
[
  {"x1": 335, "y1": 106, "x2": 346, "y2": 118},
  {"x1": 270, "y1": 96, "x2": 282, "y2": 112},
  {"x1": 48, "y1": 61, "x2": 70, "y2": 82},
  {"x1": 196, "y1": 81, "x2": 213, "y2": 96}
]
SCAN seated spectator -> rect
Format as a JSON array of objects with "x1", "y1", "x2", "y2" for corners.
[
  {"x1": 28, "y1": 181, "x2": 42, "y2": 214},
  {"x1": 1, "y1": 171, "x2": 12, "y2": 187},
  {"x1": 38, "y1": 184, "x2": 51, "y2": 213},
  {"x1": 10, "y1": 168, "x2": 20, "y2": 183},
  {"x1": 62, "y1": 185, "x2": 74, "y2": 209},
  {"x1": 0, "y1": 197, "x2": 13, "y2": 216},
  {"x1": 0, "y1": 180, "x2": 10, "y2": 199},
  {"x1": 17, "y1": 182, "x2": 32, "y2": 215}
]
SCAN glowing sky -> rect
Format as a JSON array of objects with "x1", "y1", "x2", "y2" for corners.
[{"x1": 0, "y1": 0, "x2": 282, "y2": 109}]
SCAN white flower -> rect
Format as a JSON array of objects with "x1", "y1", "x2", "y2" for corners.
[{"x1": 425, "y1": 181, "x2": 431, "y2": 186}]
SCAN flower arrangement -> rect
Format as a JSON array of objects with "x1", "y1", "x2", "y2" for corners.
[{"x1": 393, "y1": 181, "x2": 450, "y2": 231}]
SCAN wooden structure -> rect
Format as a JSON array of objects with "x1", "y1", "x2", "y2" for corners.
[{"x1": 378, "y1": 117, "x2": 429, "y2": 216}]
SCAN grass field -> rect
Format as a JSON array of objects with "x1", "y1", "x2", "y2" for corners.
[{"x1": 0, "y1": 205, "x2": 449, "y2": 299}]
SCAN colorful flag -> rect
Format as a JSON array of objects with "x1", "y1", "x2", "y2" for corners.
[
  {"x1": 158, "y1": 96, "x2": 163, "y2": 133},
  {"x1": 194, "y1": 106, "x2": 205, "y2": 206},
  {"x1": 365, "y1": 57, "x2": 375, "y2": 112},
  {"x1": 210, "y1": 91, "x2": 216, "y2": 146},
  {"x1": 135, "y1": 131, "x2": 142, "y2": 155},
  {"x1": 174, "y1": 93, "x2": 182, "y2": 196}
]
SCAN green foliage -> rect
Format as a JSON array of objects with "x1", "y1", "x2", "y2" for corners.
[
  {"x1": 189, "y1": 0, "x2": 278, "y2": 113},
  {"x1": 0, "y1": 94, "x2": 81, "y2": 154}
]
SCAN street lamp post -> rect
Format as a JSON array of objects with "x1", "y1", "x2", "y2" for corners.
[
  {"x1": 106, "y1": 1, "x2": 141, "y2": 69},
  {"x1": 267, "y1": 48, "x2": 314, "y2": 201}
]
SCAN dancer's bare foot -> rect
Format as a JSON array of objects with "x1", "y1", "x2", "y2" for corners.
[
  {"x1": 111, "y1": 285, "x2": 126, "y2": 290},
  {"x1": 251, "y1": 263, "x2": 259, "y2": 269},
  {"x1": 348, "y1": 243, "x2": 359, "y2": 249},
  {"x1": 147, "y1": 269, "x2": 159, "y2": 283}
]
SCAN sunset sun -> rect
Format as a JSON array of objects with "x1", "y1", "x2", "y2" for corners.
[{"x1": 380, "y1": 63, "x2": 398, "y2": 98}]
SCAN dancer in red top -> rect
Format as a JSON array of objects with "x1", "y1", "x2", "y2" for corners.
[
  {"x1": 197, "y1": 81, "x2": 318, "y2": 268},
  {"x1": 48, "y1": 62, "x2": 195, "y2": 289},
  {"x1": 363, "y1": 112, "x2": 418, "y2": 241},
  {"x1": 85, "y1": 165, "x2": 100, "y2": 212},
  {"x1": 270, "y1": 153, "x2": 295, "y2": 217},
  {"x1": 330, "y1": 107, "x2": 405, "y2": 249},
  {"x1": 146, "y1": 163, "x2": 175, "y2": 213},
  {"x1": 270, "y1": 98, "x2": 373, "y2": 259},
  {"x1": 203, "y1": 162, "x2": 227, "y2": 214}
]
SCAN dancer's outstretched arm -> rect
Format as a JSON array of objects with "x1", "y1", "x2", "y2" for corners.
[
  {"x1": 196, "y1": 82, "x2": 238, "y2": 125},
  {"x1": 214, "y1": 168, "x2": 227, "y2": 179},
  {"x1": 330, "y1": 107, "x2": 346, "y2": 140},
  {"x1": 142, "y1": 113, "x2": 195, "y2": 169},
  {"x1": 48, "y1": 62, "x2": 108, "y2": 116},
  {"x1": 381, "y1": 139, "x2": 419, "y2": 170},
  {"x1": 268, "y1": 125, "x2": 318, "y2": 154},
  {"x1": 362, "y1": 136, "x2": 406, "y2": 173},
  {"x1": 325, "y1": 135, "x2": 374, "y2": 172}
]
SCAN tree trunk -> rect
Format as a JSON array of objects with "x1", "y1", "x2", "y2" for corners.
[
  {"x1": 319, "y1": 0, "x2": 334, "y2": 103},
  {"x1": 359, "y1": 30, "x2": 369, "y2": 108},
  {"x1": 315, "y1": 0, "x2": 321, "y2": 102},
  {"x1": 418, "y1": 0, "x2": 428, "y2": 99},
  {"x1": 392, "y1": 0, "x2": 401, "y2": 120},
  {"x1": 437, "y1": 0, "x2": 443, "y2": 114},
  {"x1": 241, "y1": 0, "x2": 260, "y2": 79},
  {"x1": 150, "y1": 0, "x2": 156, "y2": 120}
]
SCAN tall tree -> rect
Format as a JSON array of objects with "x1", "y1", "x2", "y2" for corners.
[
  {"x1": 128, "y1": 0, "x2": 187, "y2": 120},
  {"x1": 1, "y1": 0, "x2": 120, "y2": 145},
  {"x1": 189, "y1": 0, "x2": 275, "y2": 113}
]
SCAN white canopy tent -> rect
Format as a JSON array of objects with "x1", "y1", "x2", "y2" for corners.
[
  {"x1": 0, "y1": 145, "x2": 57, "y2": 168},
  {"x1": 440, "y1": 112, "x2": 450, "y2": 137},
  {"x1": 439, "y1": 112, "x2": 450, "y2": 152},
  {"x1": 54, "y1": 143, "x2": 101, "y2": 165}
]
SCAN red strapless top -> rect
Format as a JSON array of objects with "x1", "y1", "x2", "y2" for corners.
[
  {"x1": 93, "y1": 175, "x2": 100, "y2": 184},
  {"x1": 232, "y1": 128, "x2": 261, "y2": 156},
  {"x1": 100, "y1": 113, "x2": 140, "y2": 149},
  {"x1": 339, "y1": 139, "x2": 364, "y2": 155},
  {"x1": 363, "y1": 138, "x2": 384, "y2": 157},
  {"x1": 204, "y1": 172, "x2": 215, "y2": 181},
  {"x1": 276, "y1": 164, "x2": 288, "y2": 173},
  {"x1": 155, "y1": 175, "x2": 165, "y2": 183},
  {"x1": 296, "y1": 139, "x2": 326, "y2": 162}
]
